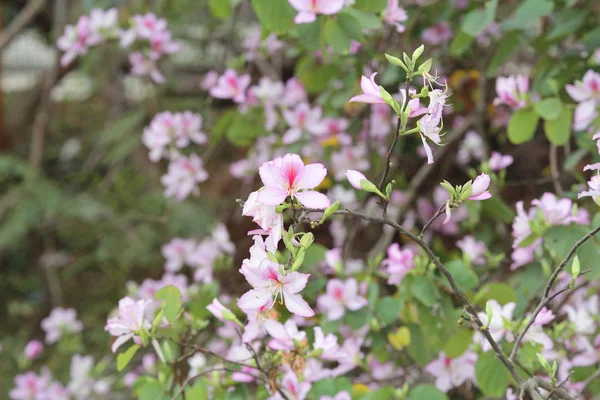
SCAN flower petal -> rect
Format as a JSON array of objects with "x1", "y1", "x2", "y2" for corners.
[
  {"x1": 237, "y1": 288, "x2": 273, "y2": 311},
  {"x1": 295, "y1": 191, "x2": 331, "y2": 209},
  {"x1": 283, "y1": 292, "x2": 315, "y2": 317},
  {"x1": 297, "y1": 163, "x2": 327, "y2": 189},
  {"x1": 257, "y1": 187, "x2": 288, "y2": 206}
]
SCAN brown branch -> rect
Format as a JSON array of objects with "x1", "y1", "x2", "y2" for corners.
[{"x1": 0, "y1": 0, "x2": 46, "y2": 52}]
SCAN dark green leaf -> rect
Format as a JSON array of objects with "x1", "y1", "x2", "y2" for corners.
[
  {"x1": 462, "y1": 0, "x2": 498, "y2": 36},
  {"x1": 450, "y1": 30, "x2": 475, "y2": 57},
  {"x1": 476, "y1": 351, "x2": 512, "y2": 396},
  {"x1": 338, "y1": 12, "x2": 364, "y2": 42},
  {"x1": 340, "y1": 8, "x2": 382, "y2": 30},
  {"x1": 297, "y1": 18, "x2": 323, "y2": 51},
  {"x1": 445, "y1": 260, "x2": 478, "y2": 292}
]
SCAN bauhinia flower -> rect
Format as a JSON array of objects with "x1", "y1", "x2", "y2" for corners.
[
  {"x1": 489, "y1": 151, "x2": 514, "y2": 171},
  {"x1": 24, "y1": 340, "x2": 44, "y2": 360},
  {"x1": 493, "y1": 75, "x2": 529, "y2": 110},
  {"x1": 209, "y1": 69, "x2": 251, "y2": 103},
  {"x1": 382, "y1": 243, "x2": 416, "y2": 285},
  {"x1": 467, "y1": 173, "x2": 492, "y2": 200},
  {"x1": 105, "y1": 297, "x2": 152, "y2": 352},
  {"x1": 345, "y1": 169, "x2": 386, "y2": 198},
  {"x1": 206, "y1": 298, "x2": 236, "y2": 323},
  {"x1": 578, "y1": 174, "x2": 600, "y2": 206},
  {"x1": 566, "y1": 70, "x2": 600, "y2": 131},
  {"x1": 349, "y1": 73, "x2": 386, "y2": 104},
  {"x1": 41, "y1": 308, "x2": 84, "y2": 344},
  {"x1": 282, "y1": 103, "x2": 323, "y2": 144},
  {"x1": 258, "y1": 154, "x2": 331, "y2": 209},
  {"x1": 424, "y1": 351, "x2": 477, "y2": 392},
  {"x1": 383, "y1": 0, "x2": 408, "y2": 32},
  {"x1": 317, "y1": 278, "x2": 368, "y2": 321},
  {"x1": 288, "y1": 0, "x2": 345, "y2": 24},
  {"x1": 263, "y1": 319, "x2": 306, "y2": 351},
  {"x1": 238, "y1": 258, "x2": 314, "y2": 317}
]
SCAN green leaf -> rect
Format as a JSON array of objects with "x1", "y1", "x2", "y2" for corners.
[
  {"x1": 444, "y1": 329, "x2": 474, "y2": 358},
  {"x1": 474, "y1": 283, "x2": 517, "y2": 306},
  {"x1": 487, "y1": 32, "x2": 523, "y2": 74},
  {"x1": 117, "y1": 344, "x2": 139, "y2": 372},
  {"x1": 297, "y1": 18, "x2": 323, "y2": 51},
  {"x1": 226, "y1": 385, "x2": 250, "y2": 400},
  {"x1": 353, "y1": 0, "x2": 387, "y2": 12},
  {"x1": 476, "y1": 351, "x2": 512, "y2": 396},
  {"x1": 251, "y1": 0, "x2": 295, "y2": 33},
  {"x1": 226, "y1": 113, "x2": 266, "y2": 147},
  {"x1": 450, "y1": 30, "x2": 475, "y2": 57},
  {"x1": 501, "y1": 0, "x2": 554, "y2": 31},
  {"x1": 581, "y1": 27, "x2": 600, "y2": 52},
  {"x1": 546, "y1": 9, "x2": 586, "y2": 41},
  {"x1": 340, "y1": 8, "x2": 382, "y2": 30},
  {"x1": 185, "y1": 381, "x2": 209, "y2": 400},
  {"x1": 544, "y1": 107, "x2": 573, "y2": 145},
  {"x1": 338, "y1": 12, "x2": 364, "y2": 42},
  {"x1": 155, "y1": 285, "x2": 182, "y2": 325},
  {"x1": 508, "y1": 108, "x2": 539, "y2": 144},
  {"x1": 324, "y1": 19, "x2": 351, "y2": 53},
  {"x1": 481, "y1": 195, "x2": 515, "y2": 223},
  {"x1": 208, "y1": 0, "x2": 232, "y2": 19},
  {"x1": 345, "y1": 307, "x2": 370, "y2": 329},
  {"x1": 406, "y1": 323, "x2": 432, "y2": 366},
  {"x1": 375, "y1": 296, "x2": 401, "y2": 325},
  {"x1": 410, "y1": 276, "x2": 439, "y2": 307},
  {"x1": 360, "y1": 387, "x2": 395, "y2": 400},
  {"x1": 445, "y1": 260, "x2": 478, "y2": 292},
  {"x1": 135, "y1": 378, "x2": 163, "y2": 400},
  {"x1": 301, "y1": 243, "x2": 327, "y2": 271},
  {"x1": 408, "y1": 384, "x2": 449, "y2": 400},
  {"x1": 543, "y1": 225, "x2": 600, "y2": 279},
  {"x1": 295, "y1": 56, "x2": 337, "y2": 94},
  {"x1": 461, "y1": 0, "x2": 498, "y2": 36},
  {"x1": 534, "y1": 98, "x2": 563, "y2": 121}
]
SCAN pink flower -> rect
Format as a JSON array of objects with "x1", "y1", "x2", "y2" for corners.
[
  {"x1": 161, "y1": 238, "x2": 196, "y2": 272},
  {"x1": 201, "y1": 71, "x2": 219, "y2": 90},
  {"x1": 161, "y1": 153, "x2": 209, "y2": 201},
  {"x1": 475, "y1": 300, "x2": 515, "y2": 351},
  {"x1": 313, "y1": 327, "x2": 342, "y2": 360},
  {"x1": 331, "y1": 145, "x2": 370, "y2": 180},
  {"x1": 243, "y1": 192, "x2": 283, "y2": 247},
  {"x1": 10, "y1": 370, "x2": 52, "y2": 400},
  {"x1": 382, "y1": 243, "x2": 415, "y2": 285},
  {"x1": 533, "y1": 307, "x2": 555, "y2": 326},
  {"x1": 89, "y1": 8, "x2": 119, "y2": 35},
  {"x1": 424, "y1": 351, "x2": 477, "y2": 392},
  {"x1": 493, "y1": 75, "x2": 529, "y2": 109},
  {"x1": 573, "y1": 99, "x2": 599, "y2": 131},
  {"x1": 349, "y1": 73, "x2": 386, "y2": 104},
  {"x1": 149, "y1": 30, "x2": 180, "y2": 59},
  {"x1": 566, "y1": 70, "x2": 600, "y2": 103},
  {"x1": 456, "y1": 235, "x2": 487, "y2": 265},
  {"x1": 210, "y1": 69, "x2": 251, "y2": 103},
  {"x1": 489, "y1": 151, "x2": 514, "y2": 171},
  {"x1": 421, "y1": 22, "x2": 453, "y2": 46},
  {"x1": 383, "y1": 0, "x2": 408, "y2": 32},
  {"x1": 531, "y1": 192, "x2": 573, "y2": 226},
  {"x1": 41, "y1": 308, "x2": 83, "y2": 344},
  {"x1": 269, "y1": 371, "x2": 312, "y2": 400},
  {"x1": 282, "y1": 78, "x2": 308, "y2": 107},
  {"x1": 129, "y1": 52, "x2": 165, "y2": 83},
  {"x1": 206, "y1": 298, "x2": 233, "y2": 323},
  {"x1": 24, "y1": 340, "x2": 43, "y2": 360},
  {"x1": 317, "y1": 278, "x2": 368, "y2": 321},
  {"x1": 288, "y1": 0, "x2": 345, "y2": 24},
  {"x1": 264, "y1": 319, "x2": 306, "y2": 351},
  {"x1": 105, "y1": 297, "x2": 152, "y2": 352},
  {"x1": 578, "y1": 175, "x2": 600, "y2": 206},
  {"x1": 467, "y1": 173, "x2": 492, "y2": 200},
  {"x1": 238, "y1": 258, "x2": 315, "y2": 317},
  {"x1": 345, "y1": 170, "x2": 369, "y2": 190},
  {"x1": 282, "y1": 103, "x2": 323, "y2": 144},
  {"x1": 257, "y1": 154, "x2": 331, "y2": 209},
  {"x1": 57, "y1": 16, "x2": 101, "y2": 66}
]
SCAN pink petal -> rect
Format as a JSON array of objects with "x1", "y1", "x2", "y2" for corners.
[
  {"x1": 420, "y1": 133, "x2": 434, "y2": 164},
  {"x1": 281, "y1": 272, "x2": 310, "y2": 294},
  {"x1": 295, "y1": 190, "x2": 331, "y2": 208},
  {"x1": 259, "y1": 164, "x2": 285, "y2": 188},
  {"x1": 283, "y1": 292, "x2": 315, "y2": 317},
  {"x1": 282, "y1": 127, "x2": 303, "y2": 144},
  {"x1": 349, "y1": 94, "x2": 386, "y2": 104},
  {"x1": 237, "y1": 288, "x2": 273, "y2": 311},
  {"x1": 257, "y1": 187, "x2": 288, "y2": 206},
  {"x1": 316, "y1": 0, "x2": 345, "y2": 15},
  {"x1": 297, "y1": 163, "x2": 327, "y2": 189},
  {"x1": 111, "y1": 333, "x2": 133, "y2": 353},
  {"x1": 295, "y1": 11, "x2": 317, "y2": 24}
]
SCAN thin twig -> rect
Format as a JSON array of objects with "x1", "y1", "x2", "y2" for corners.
[
  {"x1": 0, "y1": 0, "x2": 46, "y2": 52},
  {"x1": 420, "y1": 204, "x2": 445, "y2": 237}
]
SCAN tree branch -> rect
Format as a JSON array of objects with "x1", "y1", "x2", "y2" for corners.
[{"x1": 0, "y1": 0, "x2": 46, "y2": 52}]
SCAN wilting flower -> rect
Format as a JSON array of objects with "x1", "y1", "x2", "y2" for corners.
[
  {"x1": 350, "y1": 73, "x2": 386, "y2": 104},
  {"x1": 382, "y1": 243, "x2": 415, "y2": 285},
  {"x1": 493, "y1": 75, "x2": 529, "y2": 110},
  {"x1": 41, "y1": 308, "x2": 84, "y2": 344},
  {"x1": 257, "y1": 154, "x2": 331, "y2": 209},
  {"x1": 467, "y1": 173, "x2": 492, "y2": 200},
  {"x1": 288, "y1": 0, "x2": 345, "y2": 24},
  {"x1": 489, "y1": 151, "x2": 514, "y2": 171},
  {"x1": 424, "y1": 351, "x2": 477, "y2": 392},
  {"x1": 210, "y1": 69, "x2": 251, "y2": 103},
  {"x1": 105, "y1": 297, "x2": 152, "y2": 352},
  {"x1": 317, "y1": 278, "x2": 368, "y2": 320},
  {"x1": 161, "y1": 153, "x2": 209, "y2": 201},
  {"x1": 238, "y1": 258, "x2": 314, "y2": 317}
]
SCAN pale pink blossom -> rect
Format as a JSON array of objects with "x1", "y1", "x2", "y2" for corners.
[
  {"x1": 242, "y1": 192, "x2": 283, "y2": 247},
  {"x1": 129, "y1": 52, "x2": 165, "y2": 83},
  {"x1": 257, "y1": 154, "x2": 331, "y2": 209},
  {"x1": 268, "y1": 371, "x2": 311, "y2": 400},
  {"x1": 382, "y1": 243, "x2": 415, "y2": 285},
  {"x1": 201, "y1": 71, "x2": 219, "y2": 90},
  {"x1": 425, "y1": 351, "x2": 477, "y2": 392},
  {"x1": 418, "y1": 108, "x2": 443, "y2": 164},
  {"x1": 573, "y1": 100, "x2": 599, "y2": 131},
  {"x1": 41, "y1": 308, "x2": 83, "y2": 344},
  {"x1": 533, "y1": 307, "x2": 555, "y2": 326},
  {"x1": 467, "y1": 173, "x2": 492, "y2": 200},
  {"x1": 457, "y1": 131, "x2": 486, "y2": 165},
  {"x1": 578, "y1": 175, "x2": 600, "y2": 206},
  {"x1": 282, "y1": 78, "x2": 308, "y2": 107},
  {"x1": 493, "y1": 75, "x2": 529, "y2": 110},
  {"x1": 10, "y1": 370, "x2": 52, "y2": 400},
  {"x1": 505, "y1": 388, "x2": 518, "y2": 400},
  {"x1": 489, "y1": 151, "x2": 514, "y2": 171},
  {"x1": 350, "y1": 73, "x2": 386, "y2": 104},
  {"x1": 282, "y1": 103, "x2": 323, "y2": 144},
  {"x1": 24, "y1": 340, "x2": 43, "y2": 360},
  {"x1": 161, "y1": 153, "x2": 209, "y2": 201},
  {"x1": 105, "y1": 297, "x2": 152, "y2": 352},
  {"x1": 89, "y1": 8, "x2": 119, "y2": 36},
  {"x1": 264, "y1": 319, "x2": 306, "y2": 351},
  {"x1": 566, "y1": 70, "x2": 600, "y2": 103},
  {"x1": 369, "y1": 104, "x2": 393, "y2": 138},
  {"x1": 345, "y1": 170, "x2": 369, "y2": 190},
  {"x1": 475, "y1": 300, "x2": 515, "y2": 351},
  {"x1": 288, "y1": 0, "x2": 345, "y2": 24},
  {"x1": 57, "y1": 16, "x2": 101, "y2": 66},
  {"x1": 122, "y1": 13, "x2": 168, "y2": 45},
  {"x1": 456, "y1": 235, "x2": 487, "y2": 265},
  {"x1": 317, "y1": 278, "x2": 368, "y2": 321},
  {"x1": 531, "y1": 193, "x2": 573, "y2": 225},
  {"x1": 238, "y1": 258, "x2": 315, "y2": 317},
  {"x1": 421, "y1": 22, "x2": 453, "y2": 46},
  {"x1": 313, "y1": 327, "x2": 342, "y2": 360},
  {"x1": 149, "y1": 30, "x2": 180, "y2": 59},
  {"x1": 210, "y1": 69, "x2": 251, "y2": 103},
  {"x1": 383, "y1": 0, "x2": 408, "y2": 32},
  {"x1": 207, "y1": 298, "x2": 234, "y2": 323},
  {"x1": 161, "y1": 238, "x2": 196, "y2": 272}
]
